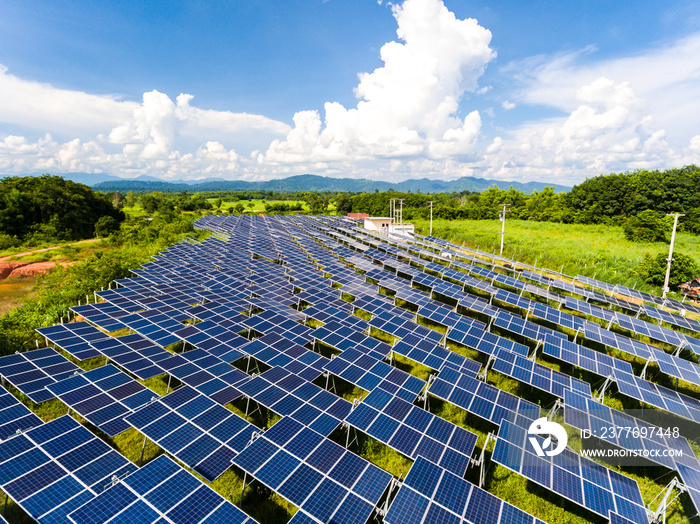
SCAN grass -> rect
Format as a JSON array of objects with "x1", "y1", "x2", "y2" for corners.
[
  {"x1": 0, "y1": 277, "x2": 37, "y2": 316},
  {"x1": 413, "y1": 218, "x2": 700, "y2": 296}
]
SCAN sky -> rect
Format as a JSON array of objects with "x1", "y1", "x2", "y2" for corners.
[{"x1": 1, "y1": 0, "x2": 699, "y2": 186}]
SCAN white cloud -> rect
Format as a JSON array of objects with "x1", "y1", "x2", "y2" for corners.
[
  {"x1": 502, "y1": 100, "x2": 515, "y2": 110},
  {"x1": 262, "y1": 0, "x2": 495, "y2": 164}
]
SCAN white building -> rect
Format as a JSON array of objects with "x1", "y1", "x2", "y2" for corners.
[
  {"x1": 363, "y1": 217, "x2": 415, "y2": 237},
  {"x1": 363, "y1": 217, "x2": 393, "y2": 232}
]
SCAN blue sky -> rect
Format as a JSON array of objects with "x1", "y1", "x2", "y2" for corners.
[{"x1": 1, "y1": 0, "x2": 699, "y2": 185}]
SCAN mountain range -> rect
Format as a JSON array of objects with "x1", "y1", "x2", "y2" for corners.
[{"x1": 4, "y1": 172, "x2": 571, "y2": 194}]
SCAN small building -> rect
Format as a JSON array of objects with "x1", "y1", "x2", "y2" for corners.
[
  {"x1": 679, "y1": 278, "x2": 700, "y2": 301},
  {"x1": 363, "y1": 217, "x2": 393, "y2": 232}
]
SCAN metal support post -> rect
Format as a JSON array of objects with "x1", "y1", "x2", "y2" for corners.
[
  {"x1": 663, "y1": 213, "x2": 684, "y2": 299},
  {"x1": 139, "y1": 434, "x2": 148, "y2": 466},
  {"x1": 595, "y1": 375, "x2": 615, "y2": 403}
]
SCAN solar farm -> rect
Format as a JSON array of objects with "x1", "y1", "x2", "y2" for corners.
[{"x1": 2, "y1": 213, "x2": 700, "y2": 524}]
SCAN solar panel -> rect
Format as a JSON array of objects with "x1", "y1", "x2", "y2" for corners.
[
  {"x1": 231, "y1": 416, "x2": 392, "y2": 524},
  {"x1": 613, "y1": 370, "x2": 700, "y2": 424},
  {"x1": 492, "y1": 419, "x2": 648, "y2": 523},
  {"x1": 46, "y1": 364, "x2": 155, "y2": 437},
  {"x1": 392, "y1": 333, "x2": 481, "y2": 374},
  {"x1": 615, "y1": 311, "x2": 700, "y2": 353},
  {"x1": 323, "y1": 348, "x2": 426, "y2": 402},
  {"x1": 493, "y1": 310, "x2": 567, "y2": 344},
  {"x1": 642, "y1": 304, "x2": 700, "y2": 333},
  {"x1": 445, "y1": 322, "x2": 529, "y2": 357},
  {"x1": 491, "y1": 348, "x2": 592, "y2": 398},
  {"x1": 385, "y1": 457, "x2": 546, "y2": 524},
  {"x1": 563, "y1": 389, "x2": 697, "y2": 471},
  {"x1": 67, "y1": 454, "x2": 256, "y2": 524},
  {"x1": 36, "y1": 322, "x2": 108, "y2": 361},
  {"x1": 541, "y1": 334, "x2": 634, "y2": 378},
  {"x1": 0, "y1": 386, "x2": 42, "y2": 441},
  {"x1": 125, "y1": 386, "x2": 256, "y2": 481},
  {"x1": 430, "y1": 366, "x2": 540, "y2": 427},
  {"x1": 72, "y1": 302, "x2": 129, "y2": 332},
  {"x1": 345, "y1": 388, "x2": 477, "y2": 476},
  {"x1": 0, "y1": 415, "x2": 136, "y2": 523},
  {"x1": 313, "y1": 322, "x2": 392, "y2": 361},
  {"x1": 156, "y1": 349, "x2": 248, "y2": 405},
  {"x1": 0, "y1": 348, "x2": 81, "y2": 403},
  {"x1": 236, "y1": 366, "x2": 351, "y2": 437}
]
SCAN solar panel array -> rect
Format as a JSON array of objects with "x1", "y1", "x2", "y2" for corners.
[
  {"x1": 2, "y1": 213, "x2": 700, "y2": 523},
  {"x1": 345, "y1": 388, "x2": 478, "y2": 476},
  {"x1": 385, "y1": 457, "x2": 546, "y2": 524},
  {"x1": 67, "y1": 455, "x2": 255, "y2": 524},
  {"x1": 0, "y1": 416, "x2": 137, "y2": 523},
  {"x1": 0, "y1": 386, "x2": 42, "y2": 441},
  {"x1": 125, "y1": 385, "x2": 257, "y2": 481},
  {"x1": 493, "y1": 419, "x2": 648, "y2": 523},
  {"x1": 46, "y1": 364, "x2": 155, "y2": 437},
  {"x1": 0, "y1": 348, "x2": 80, "y2": 404},
  {"x1": 232, "y1": 416, "x2": 392, "y2": 524}
]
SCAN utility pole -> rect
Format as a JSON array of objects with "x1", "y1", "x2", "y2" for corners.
[
  {"x1": 429, "y1": 201, "x2": 434, "y2": 236},
  {"x1": 663, "y1": 213, "x2": 685, "y2": 299},
  {"x1": 399, "y1": 199, "x2": 404, "y2": 225},
  {"x1": 498, "y1": 203, "x2": 511, "y2": 256}
]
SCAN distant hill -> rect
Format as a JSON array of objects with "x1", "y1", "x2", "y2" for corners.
[
  {"x1": 0, "y1": 172, "x2": 227, "y2": 188},
  {"x1": 90, "y1": 174, "x2": 570, "y2": 194}
]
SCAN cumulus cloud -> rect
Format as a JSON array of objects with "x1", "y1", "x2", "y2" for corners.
[
  {"x1": 262, "y1": 0, "x2": 495, "y2": 165},
  {"x1": 502, "y1": 101, "x2": 515, "y2": 110}
]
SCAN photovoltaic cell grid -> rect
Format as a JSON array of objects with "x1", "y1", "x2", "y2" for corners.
[
  {"x1": 0, "y1": 387, "x2": 42, "y2": 441},
  {"x1": 642, "y1": 304, "x2": 700, "y2": 334},
  {"x1": 125, "y1": 386, "x2": 257, "y2": 481},
  {"x1": 345, "y1": 388, "x2": 477, "y2": 477},
  {"x1": 563, "y1": 389, "x2": 698, "y2": 471},
  {"x1": 237, "y1": 366, "x2": 351, "y2": 437},
  {"x1": 323, "y1": 348, "x2": 426, "y2": 403},
  {"x1": 385, "y1": 457, "x2": 546, "y2": 524},
  {"x1": 0, "y1": 415, "x2": 137, "y2": 524},
  {"x1": 429, "y1": 366, "x2": 540, "y2": 428},
  {"x1": 392, "y1": 333, "x2": 481, "y2": 375},
  {"x1": 615, "y1": 311, "x2": 700, "y2": 353},
  {"x1": 491, "y1": 348, "x2": 593, "y2": 398},
  {"x1": 46, "y1": 364, "x2": 155, "y2": 437},
  {"x1": 87, "y1": 333, "x2": 171, "y2": 380},
  {"x1": 312, "y1": 321, "x2": 392, "y2": 361},
  {"x1": 36, "y1": 322, "x2": 108, "y2": 361},
  {"x1": 67, "y1": 454, "x2": 256, "y2": 524},
  {"x1": 613, "y1": 370, "x2": 700, "y2": 424},
  {"x1": 493, "y1": 420, "x2": 648, "y2": 523},
  {"x1": 542, "y1": 334, "x2": 634, "y2": 378},
  {"x1": 0, "y1": 348, "x2": 80, "y2": 404},
  {"x1": 493, "y1": 310, "x2": 568, "y2": 344},
  {"x1": 156, "y1": 348, "x2": 249, "y2": 405},
  {"x1": 238, "y1": 333, "x2": 330, "y2": 383},
  {"x1": 444, "y1": 320, "x2": 529, "y2": 358},
  {"x1": 232, "y1": 416, "x2": 392, "y2": 524},
  {"x1": 72, "y1": 302, "x2": 129, "y2": 332}
]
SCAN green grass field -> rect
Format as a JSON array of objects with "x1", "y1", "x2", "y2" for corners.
[{"x1": 413, "y1": 218, "x2": 700, "y2": 295}]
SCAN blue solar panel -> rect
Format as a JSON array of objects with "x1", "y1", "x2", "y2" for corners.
[
  {"x1": 125, "y1": 386, "x2": 256, "y2": 481},
  {"x1": 236, "y1": 366, "x2": 351, "y2": 437},
  {"x1": 67, "y1": 455, "x2": 256, "y2": 524},
  {"x1": 322, "y1": 348, "x2": 426, "y2": 402},
  {"x1": 46, "y1": 364, "x2": 155, "y2": 437},
  {"x1": 430, "y1": 366, "x2": 540, "y2": 428},
  {"x1": 345, "y1": 388, "x2": 477, "y2": 477},
  {"x1": 0, "y1": 348, "x2": 81, "y2": 403},
  {"x1": 385, "y1": 457, "x2": 546, "y2": 524},
  {"x1": 0, "y1": 386, "x2": 43, "y2": 441},
  {"x1": 0, "y1": 415, "x2": 136, "y2": 523},
  {"x1": 492, "y1": 419, "x2": 647, "y2": 523},
  {"x1": 36, "y1": 322, "x2": 108, "y2": 361},
  {"x1": 232, "y1": 416, "x2": 391, "y2": 524}
]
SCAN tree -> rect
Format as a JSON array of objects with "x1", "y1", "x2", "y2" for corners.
[
  {"x1": 638, "y1": 252, "x2": 698, "y2": 287},
  {"x1": 125, "y1": 191, "x2": 137, "y2": 208},
  {"x1": 214, "y1": 198, "x2": 223, "y2": 210},
  {"x1": 334, "y1": 194, "x2": 353, "y2": 215},
  {"x1": 623, "y1": 210, "x2": 669, "y2": 242},
  {"x1": 94, "y1": 216, "x2": 120, "y2": 238},
  {"x1": 234, "y1": 203, "x2": 245, "y2": 213},
  {"x1": 304, "y1": 193, "x2": 329, "y2": 215}
]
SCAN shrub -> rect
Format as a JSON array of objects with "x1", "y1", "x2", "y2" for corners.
[
  {"x1": 623, "y1": 210, "x2": 669, "y2": 242},
  {"x1": 638, "y1": 251, "x2": 698, "y2": 287}
]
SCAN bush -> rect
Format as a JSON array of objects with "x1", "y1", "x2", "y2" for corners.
[
  {"x1": 623, "y1": 210, "x2": 669, "y2": 242},
  {"x1": 638, "y1": 251, "x2": 698, "y2": 287}
]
